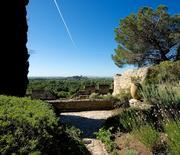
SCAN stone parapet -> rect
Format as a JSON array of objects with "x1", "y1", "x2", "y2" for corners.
[{"x1": 48, "y1": 99, "x2": 114, "y2": 111}]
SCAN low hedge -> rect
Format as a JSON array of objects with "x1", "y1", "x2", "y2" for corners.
[{"x1": 0, "y1": 95, "x2": 89, "y2": 154}]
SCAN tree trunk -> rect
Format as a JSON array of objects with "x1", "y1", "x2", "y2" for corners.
[{"x1": 0, "y1": 0, "x2": 29, "y2": 97}]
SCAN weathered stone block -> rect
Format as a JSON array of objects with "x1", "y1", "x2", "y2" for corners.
[{"x1": 113, "y1": 67, "x2": 149, "y2": 96}]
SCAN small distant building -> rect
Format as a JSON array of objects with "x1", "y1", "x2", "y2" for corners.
[{"x1": 31, "y1": 89, "x2": 56, "y2": 100}]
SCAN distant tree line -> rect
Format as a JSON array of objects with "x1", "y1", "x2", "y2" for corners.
[{"x1": 27, "y1": 77, "x2": 113, "y2": 99}]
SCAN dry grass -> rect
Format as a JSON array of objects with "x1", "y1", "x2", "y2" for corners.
[{"x1": 115, "y1": 133, "x2": 151, "y2": 155}]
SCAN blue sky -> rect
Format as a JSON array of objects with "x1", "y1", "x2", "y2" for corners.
[{"x1": 27, "y1": 0, "x2": 179, "y2": 77}]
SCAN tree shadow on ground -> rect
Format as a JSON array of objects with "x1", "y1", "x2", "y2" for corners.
[{"x1": 60, "y1": 114, "x2": 106, "y2": 138}]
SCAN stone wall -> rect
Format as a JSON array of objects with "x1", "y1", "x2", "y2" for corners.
[
  {"x1": 113, "y1": 67, "x2": 149, "y2": 96},
  {"x1": 48, "y1": 99, "x2": 114, "y2": 111}
]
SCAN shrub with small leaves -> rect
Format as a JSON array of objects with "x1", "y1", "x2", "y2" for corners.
[
  {"x1": 0, "y1": 95, "x2": 59, "y2": 154},
  {"x1": 95, "y1": 128, "x2": 117, "y2": 155},
  {"x1": 0, "y1": 95, "x2": 89, "y2": 155}
]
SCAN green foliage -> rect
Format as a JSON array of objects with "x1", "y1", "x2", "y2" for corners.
[
  {"x1": 140, "y1": 83, "x2": 180, "y2": 130},
  {"x1": 124, "y1": 149, "x2": 138, "y2": 155},
  {"x1": 95, "y1": 128, "x2": 117, "y2": 155},
  {"x1": 99, "y1": 63, "x2": 179, "y2": 154},
  {"x1": 57, "y1": 91, "x2": 70, "y2": 99},
  {"x1": 144, "y1": 60, "x2": 180, "y2": 85},
  {"x1": 164, "y1": 121, "x2": 180, "y2": 155},
  {"x1": 0, "y1": 95, "x2": 89, "y2": 154},
  {"x1": 112, "y1": 5, "x2": 180, "y2": 67},
  {"x1": 132, "y1": 125, "x2": 159, "y2": 148},
  {"x1": 116, "y1": 109, "x2": 149, "y2": 132},
  {"x1": 61, "y1": 125, "x2": 90, "y2": 155},
  {"x1": 100, "y1": 90, "x2": 179, "y2": 154},
  {"x1": 141, "y1": 84, "x2": 180, "y2": 109},
  {"x1": 64, "y1": 125, "x2": 82, "y2": 142},
  {"x1": 89, "y1": 92, "x2": 102, "y2": 100},
  {"x1": 104, "y1": 108, "x2": 151, "y2": 133},
  {"x1": 102, "y1": 93, "x2": 115, "y2": 100},
  {"x1": 0, "y1": 95, "x2": 57, "y2": 154},
  {"x1": 114, "y1": 89, "x2": 131, "y2": 108},
  {"x1": 89, "y1": 93, "x2": 115, "y2": 100}
]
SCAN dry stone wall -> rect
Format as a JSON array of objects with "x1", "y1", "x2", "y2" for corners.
[
  {"x1": 113, "y1": 67, "x2": 149, "y2": 96},
  {"x1": 48, "y1": 99, "x2": 113, "y2": 111}
]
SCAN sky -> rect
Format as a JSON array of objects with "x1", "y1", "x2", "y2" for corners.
[{"x1": 27, "y1": 0, "x2": 180, "y2": 77}]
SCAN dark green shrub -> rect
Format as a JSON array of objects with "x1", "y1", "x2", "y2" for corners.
[
  {"x1": 0, "y1": 95, "x2": 58, "y2": 154},
  {"x1": 57, "y1": 91, "x2": 70, "y2": 98},
  {"x1": 95, "y1": 128, "x2": 117, "y2": 155},
  {"x1": 0, "y1": 95, "x2": 89, "y2": 154}
]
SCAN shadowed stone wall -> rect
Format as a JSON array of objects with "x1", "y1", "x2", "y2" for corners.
[
  {"x1": 48, "y1": 99, "x2": 114, "y2": 111},
  {"x1": 0, "y1": 0, "x2": 29, "y2": 96}
]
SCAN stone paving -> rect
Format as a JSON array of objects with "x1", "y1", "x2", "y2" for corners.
[{"x1": 60, "y1": 110, "x2": 118, "y2": 155}]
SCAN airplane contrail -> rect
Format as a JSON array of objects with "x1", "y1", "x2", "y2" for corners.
[{"x1": 53, "y1": 0, "x2": 76, "y2": 47}]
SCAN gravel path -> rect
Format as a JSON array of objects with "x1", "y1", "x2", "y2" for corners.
[
  {"x1": 83, "y1": 138, "x2": 108, "y2": 155},
  {"x1": 60, "y1": 110, "x2": 118, "y2": 155},
  {"x1": 60, "y1": 110, "x2": 115, "y2": 137}
]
